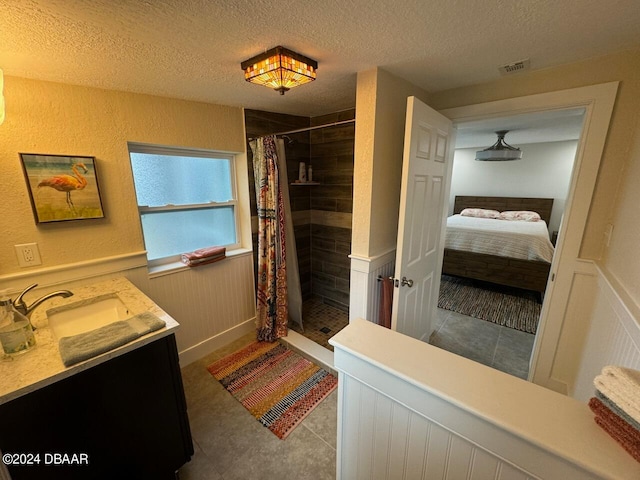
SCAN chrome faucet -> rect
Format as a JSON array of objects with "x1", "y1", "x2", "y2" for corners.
[{"x1": 12, "y1": 283, "x2": 74, "y2": 319}]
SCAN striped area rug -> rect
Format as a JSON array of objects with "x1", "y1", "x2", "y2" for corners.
[
  {"x1": 207, "y1": 341, "x2": 337, "y2": 439},
  {"x1": 438, "y1": 275, "x2": 541, "y2": 333}
]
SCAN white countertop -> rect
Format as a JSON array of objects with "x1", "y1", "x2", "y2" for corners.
[{"x1": 0, "y1": 277, "x2": 179, "y2": 406}]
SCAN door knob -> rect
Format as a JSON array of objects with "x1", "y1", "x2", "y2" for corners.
[{"x1": 401, "y1": 277, "x2": 414, "y2": 287}]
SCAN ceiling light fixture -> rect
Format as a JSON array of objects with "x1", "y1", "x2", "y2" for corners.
[
  {"x1": 475, "y1": 130, "x2": 522, "y2": 161},
  {"x1": 241, "y1": 46, "x2": 317, "y2": 95}
]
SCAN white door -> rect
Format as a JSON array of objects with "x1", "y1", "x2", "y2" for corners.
[{"x1": 392, "y1": 97, "x2": 455, "y2": 342}]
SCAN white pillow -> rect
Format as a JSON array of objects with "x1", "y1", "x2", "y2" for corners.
[
  {"x1": 460, "y1": 208, "x2": 501, "y2": 219},
  {"x1": 499, "y1": 210, "x2": 542, "y2": 222}
]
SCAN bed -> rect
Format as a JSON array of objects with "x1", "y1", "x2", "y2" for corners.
[{"x1": 441, "y1": 196, "x2": 555, "y2": 297}]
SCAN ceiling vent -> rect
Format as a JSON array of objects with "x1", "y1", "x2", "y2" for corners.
[{"x1": 498, "y1": 59, "x2": 530, "y2": 75}]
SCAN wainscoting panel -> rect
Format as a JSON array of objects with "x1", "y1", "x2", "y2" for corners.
[
  {"x1": 572, "y1": 265, "x2": 640, "y2": 401},
  {"x1": 0, "y1": 250, "x2": 257, "y2": 367},
  {"x1": 331, "y1": 319, "x2": 640, "y2": 480},
  {"x1": 544, "y1": 264, "x2": 599, "y2": 394},
  {"x1": 134, "y1": 252, "x2": 256, "y2": 365},
  {"x1": 349, "y1": 250, "x2": 395, "y2": 325},
  {"x1": 339, "y1": 374, "x2": 536, "y2": 480}
]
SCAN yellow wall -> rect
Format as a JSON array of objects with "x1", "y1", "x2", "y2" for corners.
[
  {"x1": 352, "y1": 68, "x2": 429, "y2": 258},
  {"x1": 0, "y1": 76, "x2": 247, "y2": 275},
  {"x1": 352, "y1": 69, "x2": 377, "y2": 257},
  {"x1": 604, "y1": 120, "x2": 640, "y2": 305}
]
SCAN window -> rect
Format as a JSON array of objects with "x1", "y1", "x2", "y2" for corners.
[{"x1": 128, "y1": 143, "x2": 239, "y2": 266}]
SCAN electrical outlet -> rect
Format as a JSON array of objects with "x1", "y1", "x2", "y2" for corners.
[{"x1": 15, "y1": 243, "x2": 42, "y2": 267}]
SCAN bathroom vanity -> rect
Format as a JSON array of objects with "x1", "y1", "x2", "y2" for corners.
[{"x1": 0, "y1": 278, "x2": 193, "y2": 480}]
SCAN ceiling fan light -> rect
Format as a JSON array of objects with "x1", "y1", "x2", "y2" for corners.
[
  {"x1": 241, "y1": 46, "x2": 317, "y2": 95},
  {"x1": 475, "y1": 130, "x2": 522, "y2": 161}
]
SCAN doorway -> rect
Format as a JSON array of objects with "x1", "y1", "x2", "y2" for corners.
[
  {"x1": 430, "y1": 108, "x2": 585, "y2": 379},
  {"x1": 430, "y1": 82, "x2": 617, "y2": 392}
]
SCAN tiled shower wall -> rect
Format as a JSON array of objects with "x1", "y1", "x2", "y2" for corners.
[
  {"x1": 309, "y1": 110, "x2": 355, "y2": 311},
  {"x1": 244, "y1": 108, "x2": 355, "y2": 312}
]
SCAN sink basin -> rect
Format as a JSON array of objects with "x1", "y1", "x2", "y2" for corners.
[{"x1": 47, "y1": 294, "x2": 132, "y2": 341}]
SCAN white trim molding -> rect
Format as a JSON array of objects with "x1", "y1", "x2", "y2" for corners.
[
  {"x1": 349, "y1": 248, "x2": 397, "y2": 273},
  {"x1": 349, "y1": 249, "x2": 396, "y2": 323},
  {"x1": 0, "y1": 251, "x2": 148, "y2": 292},
  {"x1": 531, "y1": 259, "x2": 598, "y2": 394}
]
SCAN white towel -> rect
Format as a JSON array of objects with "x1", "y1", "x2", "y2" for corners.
[{"x1": 594, "y1": 365, "x2": 640, "y2": 424}]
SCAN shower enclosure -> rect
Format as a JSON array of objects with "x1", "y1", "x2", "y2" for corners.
[{"x1": 245, "y1": 109, "x2": 355, "y2": 347}]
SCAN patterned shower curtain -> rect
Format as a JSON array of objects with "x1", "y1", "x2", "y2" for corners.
[{"x1": 250, "y1": 135, "x2": 288, "y2": 341}]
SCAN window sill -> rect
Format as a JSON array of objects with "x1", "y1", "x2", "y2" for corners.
[{"x1": 147, "y1": 248, "x2": 253, "y2": 279}]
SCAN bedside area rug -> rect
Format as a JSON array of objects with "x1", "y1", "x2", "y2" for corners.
[
  {"x1": 438, "y1": 275, "x2": 542, "y2": 333},
  {"x1": 207, "y1": 340, "x2": 337, "y2": 439}
]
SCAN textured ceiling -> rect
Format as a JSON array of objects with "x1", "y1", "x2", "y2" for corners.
[{"x1": 1, "y1": 0, "x2": 639, "y2": 119}]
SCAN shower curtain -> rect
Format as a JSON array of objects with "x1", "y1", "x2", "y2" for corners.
[{"x1": 249, "y1": 135, "x2": 303, "y2": 341}]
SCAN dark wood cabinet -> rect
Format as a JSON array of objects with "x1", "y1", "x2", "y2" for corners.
[{"x1": 0, "y1": 334, "x2": 193, "y2": 480}]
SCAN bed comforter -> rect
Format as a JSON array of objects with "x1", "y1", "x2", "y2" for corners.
[{"x1": 445, "y1": 214, "x2": 555, "y2": 263}]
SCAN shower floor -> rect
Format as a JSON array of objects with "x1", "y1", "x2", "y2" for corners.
[{"x1": 288, "y1": 298, "x2": 349, "y2": 351}]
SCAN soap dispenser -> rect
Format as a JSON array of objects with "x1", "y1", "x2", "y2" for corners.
[{"x1": 0, "y1": 289, "x2": 36, "y2": 355}]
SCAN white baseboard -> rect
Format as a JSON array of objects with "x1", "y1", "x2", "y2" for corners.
[{"x1": 178, "y1": 317, "x2": 256, "y2": 366}]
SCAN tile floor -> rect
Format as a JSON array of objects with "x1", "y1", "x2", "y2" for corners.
[
  {"x1": 176, "y1": 294, "x2": 534, "y2": 478},
  {"x1": 178, "y1": 332, "x2": 338, "y2": 480},
  {"x1": 430, "y1": 308, "x2": 536, "y2": 379},
  {"x1": 288, "y1": 298, "x2": 349, "y2": 351},
  {"x1": 289, "y1": 295, "x2": 535, "y2": 379}
]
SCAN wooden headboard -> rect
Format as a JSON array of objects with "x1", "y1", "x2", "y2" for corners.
[{"x1": 453, "y1": 196, "x2": 554, "y2": 225}]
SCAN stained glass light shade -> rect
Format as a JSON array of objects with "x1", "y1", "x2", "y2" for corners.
[{"x1": 241, "y1": 46, "x2": 317, "y2": 95}]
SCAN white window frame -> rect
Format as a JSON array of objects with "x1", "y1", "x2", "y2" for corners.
[{"x1": 128, "y1": 142, "x2": 241, "y2": 268}]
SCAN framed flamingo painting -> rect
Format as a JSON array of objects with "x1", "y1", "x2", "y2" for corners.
[{"x1": 19, "y1": 153, "x2": 105, "y2": 223}]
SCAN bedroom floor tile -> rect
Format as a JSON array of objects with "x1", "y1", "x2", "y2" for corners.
[
  {"x1": 492, "y1": 328, "x2": 536, "y2": 379},
  {"x1": 434, "y1": 308, "x2": 450, "y2": 331},
  {"x1": 430, "y1": 308, "x2": 535, "y2": 378},
  {"x1": 430, "y1": 312, "x2": 501, "y2": 367}
]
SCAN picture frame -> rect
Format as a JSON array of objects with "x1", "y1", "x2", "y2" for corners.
[{"x1": 19, "y1": 153, "x2": 105, "y2": 224}]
